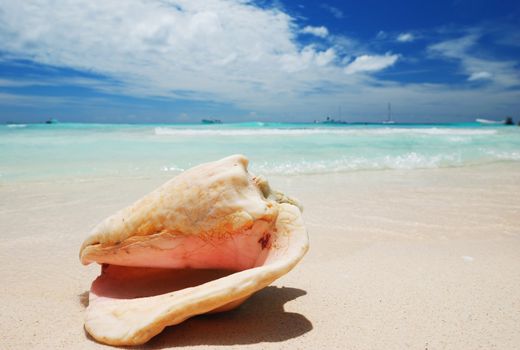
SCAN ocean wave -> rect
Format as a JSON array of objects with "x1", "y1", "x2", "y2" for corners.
[
  {"x1": 483, "y1": 150, "x2": 520, "y2": 160},
  {"x1": 251, "y1": 153, "x2": 461, "y2": 175},
  {"x1": 161, "y1": 165, "x2": 186, "y2": 172},
  {"x1": 248, "y1": 151, "x2": 520, "y2": 175},
  {"x1": 6, "y1": 124, "x2": 27, "y2": 128},
  {"x1": 154, "y1": 127, "x2": 497, "y2": 137}
]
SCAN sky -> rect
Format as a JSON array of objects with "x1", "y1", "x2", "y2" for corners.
[{"x1": 1, "y1": 0, "x2": 520, "y2": 123}]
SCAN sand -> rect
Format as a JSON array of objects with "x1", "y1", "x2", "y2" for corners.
[{"x1": 1, "y1": 163, "x2": 520, "y2": 349}]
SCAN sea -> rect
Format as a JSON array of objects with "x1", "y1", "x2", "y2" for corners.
[{"x1": 1, "y1": 122, "x2": 520, "y2": 182}]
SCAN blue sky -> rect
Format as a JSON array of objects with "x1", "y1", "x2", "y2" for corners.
[{"x1": 1, "y1": 0, "x2": 520, "y2": 123}]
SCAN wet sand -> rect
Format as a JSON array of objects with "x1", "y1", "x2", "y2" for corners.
[{"x1": 1, "y1": 163, "x2": 520, "y2": 349}]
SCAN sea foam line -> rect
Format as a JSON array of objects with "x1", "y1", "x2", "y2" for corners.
[
  {"x1": 154, "y1": 127, "x2": 497, "y2": 137},
  {"x1": 6, "y1": 124, "x2": 27, "y2": 128},
  {"x1": 251, "y1": 153, "x2": 463, "y2": 175}
]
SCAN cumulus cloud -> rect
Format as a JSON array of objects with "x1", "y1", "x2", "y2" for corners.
[
  {"x1": 397, "y1": 33, "x2": 415, "y2": 42},
  {"x1": 300, "y1": 25, "x2": 329, "y2": 38},
  {"x1": 315, "y1": 48, "x2": 336, "y2": 66},
  {"x1": 0, "y1": 1, "x2": 519, "y2": 121},
  {"x1": 280, "y1": 46, "x2": 336, "y2": 72},
  {"x1": 344, "y1": 53, "x2": 399, "y2": 74},
  {"x1": 0, "y1": 1, "x2": 344, "y2": 105},
  {"x1": 0, "y1": 0, "x2": 391, "y2": 113},
  {"x1": 468, "y1": 71, "x2": 492, "y2": 81}
]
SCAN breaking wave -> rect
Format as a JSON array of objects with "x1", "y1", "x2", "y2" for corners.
[
  {"x1": 2, "y1": 123, "x2": 518, "y2": 181},
  {"x1": 6, "y1": 124, "x2": 27, "y2": 128},
  {"x1": 158, "y1": 152, "x2": 520, "y2": 176},
  {"x1": 154, "y1": 127, "x2": 497, "y2": 137}
]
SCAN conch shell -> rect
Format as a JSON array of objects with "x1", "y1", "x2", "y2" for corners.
[{"x1": 79, "y1": 155, "x2": 309, "y2": 346}]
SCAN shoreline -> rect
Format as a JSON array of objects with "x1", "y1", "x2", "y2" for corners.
[
  {"x1": 2, "y1": 159, "x2": 520, "y2": 185},
  {"x1": 1, "y1": 163, "x2": 519, "y2": 348}
]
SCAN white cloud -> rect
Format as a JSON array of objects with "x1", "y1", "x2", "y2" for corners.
[
  {"x1": 0, "y1": 78, "x2": 50, "y2": 88},
  {"x1": 428, "y1": 35, "x2": 477, "y2": 59},
  {"x1": 0, "y1": 0, "x2": 351, "y2": 109},
  {"x1": 315, "y1": 48, "x2": 336, "y2": 66},
  {"x1": 0, "y1": 91, "x2": 124, "y2": 108},
  {"x1": 280, "y1": 46, "x2": 336, "y2": 72},
  {"x1": 344, "y1": 53, "x2": 399, "y2": 74},
  {"x1": 468, "y1": 71, "x2": 492, "y2": 81},
  {"x1": 300, "y1": 25, "x2": 329, "y2": 38},
  {"x1": 321, "y1": 4, "x2": 344, "y2": 19},
  {"x1": 397, "y1": 33, "x2": 415, "y2": 42},
  {"x1": 376, "y1": 31, "x2": 387, "y2": 40},
  {"x1": 0, "y1": 1, "x2": 519, "y2": 121},
  {"x1": 428, "y1": 34, "x2": 520, "y2": 87}
]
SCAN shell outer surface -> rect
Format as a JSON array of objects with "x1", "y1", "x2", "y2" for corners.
[{"x1": 80, "y1": 155, "x2": 309, "y2": 346}]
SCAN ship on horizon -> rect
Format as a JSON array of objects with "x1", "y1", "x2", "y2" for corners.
[
  {"x1": 475, "y1": 117, "x2": 515, "y2": 125},
  {"x1": 201, "y1": 118, "x2": 222, "y2": 124},
  {"x1": 382, "y1": 103, "x2": 395, "y2": 124}
]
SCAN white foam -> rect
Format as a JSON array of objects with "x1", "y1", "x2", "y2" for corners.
[
  {"x1": 484, "y1": 150, "x2": 520, "y2": 160},
  {"x1": 154, "y1": 127, "x2": 497, "y2": 137},
  {"x1": 6, "y1": 124, "x2": 27, "y2": 128},
  {"x1": 462, "y1": 256, "x2": 474, "y2": 262},
  {"x1": 161, "y1": 165, "x2": 185, "y2": 172},
  {"x1": 448, "y1": 136, "x2": 470, "y2": 143},
  {"x1": 251, "y1": 152, "x2": 462, "y2": 175}
]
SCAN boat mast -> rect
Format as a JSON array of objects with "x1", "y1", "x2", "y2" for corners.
[{"x1": 387, "y1": 102, "x2": 392, "y2": 122}]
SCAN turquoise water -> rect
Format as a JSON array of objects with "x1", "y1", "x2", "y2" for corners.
[{"x1": 1, "y1": 122, "x2": 520, "y2": 181}]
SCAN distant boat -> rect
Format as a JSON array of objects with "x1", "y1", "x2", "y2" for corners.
[
  {"x1": 321, "y1": 117, "x2": 348, "y2": 124},
  {"x1": 201, "y1": 119, "x2": 222, "y2": 124},
  {"x1": 382, "y1": 102, "x2": 395, "y2": 124},
  {"x1": 45, "y1": 118, "x2": 59, "y2": 124},
  {"x1": 476, "y1": 118, "x2": 504, "y2": 125}
]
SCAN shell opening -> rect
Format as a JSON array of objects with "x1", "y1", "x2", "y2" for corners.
[{"x1": 87, "y1": 218, "x2": 276, "y2": 304}]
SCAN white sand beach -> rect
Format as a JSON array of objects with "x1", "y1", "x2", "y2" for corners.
[{"x1": 1, "y1": 163, "x2": 519, "y2": 349}]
